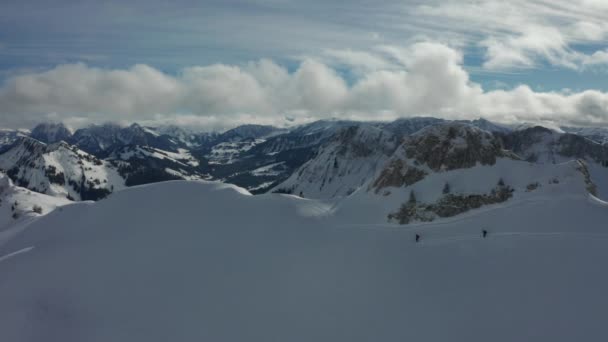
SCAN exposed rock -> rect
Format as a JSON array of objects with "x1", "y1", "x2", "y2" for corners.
[
  {"x1": 404, "y1": 123, "x2": 507, "y2": 171},
  {"x1": 576, "y1": 160, "x2": 598, "y2": 196},
  {"x1": 526, "y1": 182, "x2": 540, "y2": 192},
  {"x1": 372, "y1": 159, "x2": 427, "y2": 192},
  {"x1": 389, "y1": 183, "x2": 514, "y2": 224}
]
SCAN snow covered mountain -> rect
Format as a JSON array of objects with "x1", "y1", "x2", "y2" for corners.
[
  {"x1": 150, "y1": 125, "x2": 219, "y2": 148},
  {"x1": 1, "y1": 179, "x2": 608, "y2": 341},
  {"x1": 274, "y1": 124, "x2": 399, "y2": 198},
  {"x1": 0, "y1": 128, "x2": 29, "y2": 150},
  {"x1": 3, "y1": 117, "x2": 608, "y2": 202},
  {"x1": 30, "y1": 122, "x2": 73, "y2": 144},
  {"x1": 70, "y1": 123, "x2": 180, "y2": 155},
  {"x1": 275, "y1": 122, "x2": 511, "y2": 200},
  {"x1": 2, "y1": 118, "x2": 608, "y2": 341},
  {"x1": 196, "y1": 121, "x2": 358, "y2": 193},
  {"x1": 107, "y1": 145, "x2": 206, "y2": 186},
  {"x1": 561, "y1": 126, "x2": 608, "y2": 145},
  {"x1": 499, "y1": 126, "x2": 608, "y2": 164},
  {"x1": 274, "y1": 121, "x2": 608, "y2": 225},
  {"x1": 0, "y1": 137, "x2": 124, "y2": 200},
  {"x1": 216, "y1": 124, "x2": 285, "y2": 142}
]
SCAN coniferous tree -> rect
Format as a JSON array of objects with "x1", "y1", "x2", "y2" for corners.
[
  {"x1": 442, "y1": 182, "x2": 451, "y2": 194},
  {"x1": 408, "y1": 190, "x2": 417, "y2": 204}
]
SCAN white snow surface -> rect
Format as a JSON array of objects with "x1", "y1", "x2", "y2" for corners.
[
  {"x1": 0, "y1": 172, "x2": 70, "y2": 231},
  {"x1": 1, "y1": 176, "x2": 608, "y2": 341}
]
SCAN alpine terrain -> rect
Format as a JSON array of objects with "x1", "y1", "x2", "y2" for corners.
[{"x1": 1, "y1": 118, "x2": 608, "y2": 342}]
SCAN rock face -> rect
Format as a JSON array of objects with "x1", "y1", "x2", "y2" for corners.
[
  {"x1": 576, "y1": 160, "x2": 598, "y2": 196},
  {"x1": 403, "y1": 123, "x2": 507, "y2": 172},
  {"x1": 372, "y1": 159, "x2": 427, "y2": 191},
  {"x1": 370, "y1": 123, "x2": 510, "y2": 194}
]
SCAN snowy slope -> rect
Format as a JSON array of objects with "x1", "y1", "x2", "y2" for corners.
[
  {"x1": 274, "y1": 122, "x2": 509, "y2": 200},
  {"x1": 337, "y1": 158, "x2": 597, "y2": 224},
  {"x1": 0, "y1": 128, "x2": 29, "y2": 150},
  {"x1": 0, "y1": 137, "x2": 125, "y2": 200},
  {"x1": 107, "y1": 145, "x2": 206, "y2": 185},
  {"x1": 339, "y1": 123, "x2": 603, "y2": 224},
  {"x1": 275, "y1": 122, "x2": 608, "y2": 224},
  {"x1": 274, "y1": 124, "x2": 398, "y2": 198},
  {"x1": 206, "y1": 138, "x2": 266, "y2": 165},
  {"x1": 0, "y1": 180, "x2": 608, "y2": 341},
  {"x1": 0, "y1": 172, "x2": 70, "y2": 231}
]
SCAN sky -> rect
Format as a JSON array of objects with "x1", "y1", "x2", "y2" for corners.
[{"x1": 1, "y1": 0, "x2": 608, "y2": 130}]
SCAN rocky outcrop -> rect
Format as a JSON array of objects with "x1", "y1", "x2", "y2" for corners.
[
  {"x1": 388, "y1": 182, "x2": 515, "y2": 224},
  {"x1": 371, "y1": 123, "x2": 511, "y2": 193},
  {"x1": 404, "y1": 123, "x2": 507, "y2": 171},
  {"x1": 576, "y1": 160, "x2": 598, "y2": 196},
  {"x1": 372, "y1": 159, "x2": 427, "y2": 192}
]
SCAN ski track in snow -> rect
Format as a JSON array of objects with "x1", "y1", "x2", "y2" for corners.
[
  {"x1": 419, "y1": 232, "x2": 608, "y2": 247},
  {"x1": 0, "y1": 246, "x2": 34, "y2": 264}
]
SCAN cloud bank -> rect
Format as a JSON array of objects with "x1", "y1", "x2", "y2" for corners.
[{"x1": 1, "y1": 42, "x2": 608, "y2": 129}]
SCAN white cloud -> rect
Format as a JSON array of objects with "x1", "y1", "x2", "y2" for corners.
[
  {"x1": 415, "y1": 0, "x2": 608, "y2": 70},
  {"x1": 2, "y1": 42, "x2": 608, "y2": 129}
]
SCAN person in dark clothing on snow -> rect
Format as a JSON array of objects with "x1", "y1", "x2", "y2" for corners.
[
  {"x1": 415, "y1": 234, "x2": 420, "y2": 243},
  {"x1": 482, "y1": 230, "x2": 488, "y2": 238}
]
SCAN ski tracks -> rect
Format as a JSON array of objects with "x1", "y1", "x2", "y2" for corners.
[{"x1": 0, "y1": 246, "x2": 34, "y2": 264}]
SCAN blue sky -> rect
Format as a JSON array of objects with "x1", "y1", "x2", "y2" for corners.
[{"x1": 1, "y1": 0, "x2": 608, "y2": 129}]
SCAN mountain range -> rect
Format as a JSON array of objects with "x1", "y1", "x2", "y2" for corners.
[
  {"x1": 2, "y1": 117, "x2": 608, "y2": 341},
  {"x1": 1, "y1": 117, "x2": 608, "y2": 228}
]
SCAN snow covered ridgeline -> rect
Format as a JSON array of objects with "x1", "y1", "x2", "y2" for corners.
[
  {"x1": 371, "y1": 123, "x2": 513, "y2": 192},
  {"x1": 2, "y1": 180, "x2": 608, "y2": 341},
  {"x1": 274, "y1": 122, "x2": 608, "y2": 224},
  {"x1": 375, "y1": 124, "x2": 608, "y2": 223},
  {"x1": 3, "y1": 118, "x2": 608, "y2": 205},
  {"x1": 0, "y1": 137, "x2": 124, "y2": 201},
  {"x1": 0, "y1": 172, "x2": 69, "y2": 230}
]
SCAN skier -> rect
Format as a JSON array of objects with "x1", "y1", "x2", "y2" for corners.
[
  {"x1": 415, "y1": 234, "x2": 420, "y2": 243},
  {"x1": 482, "y1": 229, "x2": 488, "y2": 238}
]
